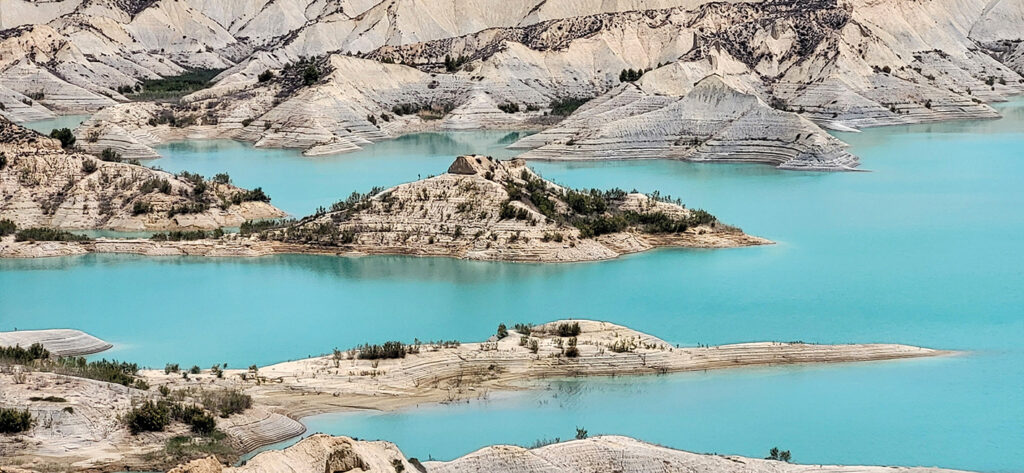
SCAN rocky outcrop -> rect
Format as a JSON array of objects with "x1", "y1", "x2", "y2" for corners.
[
  {"x1": 0, "y1": 117, "x2": 285, "y2": 231},
  {"x1": 512, "y1": 76, "x2": 860, "y2": 170},
  {"x1": 0, "y1": 329, "x2": 111, "y2": 357}
]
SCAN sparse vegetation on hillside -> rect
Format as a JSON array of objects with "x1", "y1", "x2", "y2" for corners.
[
  {"x1": 0, "y1": 219, "x2": 16, "y2": 237},
  {"x1": 550, "y1": 97, "x2": 591, "y2": 116},
  {"x1": 125, "y1": 68, "x2": 223, "y2": 101},
  {"x1": 14, "y1": 228, "x2": 91, "y2": 242}
]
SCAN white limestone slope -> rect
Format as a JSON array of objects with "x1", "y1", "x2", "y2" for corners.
[
  {"x1": 0, "y1": 329, "x2": 112, "y2": 357},
  {"x1": 513, "y1": 76, "x2": 859, "y2": 171}
]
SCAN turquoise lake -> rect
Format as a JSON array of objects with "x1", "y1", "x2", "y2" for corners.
[{"x1": 4, "y1": 101, "x2": 1024, "y2": 471}]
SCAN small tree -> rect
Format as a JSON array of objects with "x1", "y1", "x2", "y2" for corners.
[
  {"x1": 575, "y1": 427, "x2": 588, "y2": 440},
  {"x1": 767, "y1": 447, "x2": 792, "y2": 462},
  {"x1": 496, "y1": 324, "x2": 509, "y2": 339}
]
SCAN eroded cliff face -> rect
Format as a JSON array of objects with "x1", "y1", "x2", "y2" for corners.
[
  {"x1": 2, "y1": 0, "x2": 1021, "y2": 167},
  {"x1": 511, "y1": 75, "x2": 860, "y2": 170},
  {"x1": 0, "y1": 117, "x2": 284, "y2": 231}
]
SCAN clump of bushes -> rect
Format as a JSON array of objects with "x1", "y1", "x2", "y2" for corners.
[
  {"x1": 100, "y1": 148, "x2": 122, "y2": 162},
  {"x1": 0, "y1": 219, "x2": 16, "y2": 237},
  {"x1": 356, "y1": 341, "x2": 408, "y2": 360},
  {"x1": 150, "y1": 229, "x2": 223, "y2": 241},
  {"x1": 49, "y1": 128, "x2": 76, "y2": 149},
  {"x1": 619, "y1": 68, "x2": 645, "y2": 82},
  {"x1": 766, "y1": 447, "x2": 792, "y2": 462},
  {"x1": 0, "y1": 407, "x2": 34, "y2": 434},
  {"x1": 257, "y1": 70, "x2": 274, "y2": 83},
  {"x1": 51, "y1": 358, "x2": 139, "y2": 386},
  {"x1": 563, "y1": 337, "x2": 579, "y2": 358},
  {"x1": 14, "y1": 228, "x2": 91, "y2": 242},
  {"x1": 124, "y1": 400, "x2": 170, "y2": 434},
  {"x1": 498, "y1": 102, "x2": 520, "y2": 114},
  {"x1": 200, "y1": 389, "x2": 252, "y2": 417},
  {"x1": 81, "y1": 159, "x2": 97, "y2": 173},
  {"x1": 0, "y1": 343, "x2": 49, "y2": 364},
  {"x1": 496, "y1": 324, "x2": 509, "y2": 339},
  {"x1": 550, "y1": 97, "x2": 591, "y2": 116},
  {"x1": 231, "y1": 187, "x2": 271, "y2": 204},
  {"x1": 555, "y1": 322, "x2": 581, "y2": 337}
]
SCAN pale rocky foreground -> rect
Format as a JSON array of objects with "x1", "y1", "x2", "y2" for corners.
[
  {"x1": 167, "y1": 434, "x2": 972, "y2": 473},
  {"x1": 1, "y1": 320, "x2": 948, "y2": 472}
]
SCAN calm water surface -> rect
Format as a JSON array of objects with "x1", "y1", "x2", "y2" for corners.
[
  {"x1": 3, "y1": 104, "x2": 1023, "y2": 471},
  {"x1": 21, "y1": 115, "x2": 90, "y2": 134}
]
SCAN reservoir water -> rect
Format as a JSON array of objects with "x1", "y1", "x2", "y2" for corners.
[{"x1": 4, "y1": 102, "x2": 1024, "y2": 471}]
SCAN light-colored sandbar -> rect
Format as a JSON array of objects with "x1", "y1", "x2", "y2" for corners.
[
  {"x1": 142, "y1": 320, "x2": 949, "y2": 420},
  {"x1": 168, "y1": 433, "x2": 974, "y2": 473},
  {"x1": 0, "y1": 329, "x2": 112, "y2": 357}
]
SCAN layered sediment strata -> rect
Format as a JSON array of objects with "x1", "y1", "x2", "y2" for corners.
[
  {"x1": 168, "y1": 434, "x2": 975, "y2": 473},
  {"x1": 0, "y1": 118, "x2": 285, "y2": 231},
  {"x1": 511, "y1": 76, "x2": 860, "y2": 170},
  {"x1": 0, "y1": 329, "x2": 111, "y2": 357},
  {"x1": 49, "y1": 0, "x2": 1023, "y2": 161}
]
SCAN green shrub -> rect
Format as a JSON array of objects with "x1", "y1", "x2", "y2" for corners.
[
  {"x1": 81, "y1": 159, "x2": 97, "y2": 173},
  {"x1": 0, "y1": 343, "x2": 49, "y2": 363},
  {"x1": 767, "y1": 447, "x2": 792, "y2": 462},
  {"x1": 231, "y1": 187, "x2": 271, "y2": 204},
  {"x1": 51, "y1": 357, "x2": 138, "y2": 386},
  {"x1": 564, "y1": 337, "x2": 579, "y2": 357},
  {"x1": 100, "y1": 148, "x2": 122, "y2": 162},
  {"x1": 303, "y1": 65, "x2": 320, "y2": 86},
  {"x1": 125, "y1": 400, "x2": 170, "y2": 434},
  {"x1": 257, "y1": 70, "x2": 274, "y2": 83},
  {"x1": 132, "y1": 201, "x2": 152, "y2": 215},
  {"x1": 0, "y1": 219, "x2": 16, "y2": 237},
  {"x1": 200, "y1": 389, "x2": 252, "y2": 417},
  {"x1": 165, "y1": 363, "x2": 180, "y2": 374},
  {"x1": 619, "y1": 68, "x2": 644, "y2": 82},
  {"x1": 555, "y1": 322, "x2": 581, "y2": 337},
  {"x1": 14, "y1": 228, "x2": 91, "y2": 242},
  {"x1": 49, "y1": 128, "x2": 76, "y2": 148},
  {"x1": 498, "y1": 102, "x2": 520, "y2": 114},
  {"x1": 28, "y1": 396, "x2": 66, "y2": 402},
  {"x1": 496, "y1": 324, "x2": 508, "y2": 339},
  {"x1": 0, "y1": 407, "x2": 34, "y2": 433},
  {"x1": 549, "y1": 97, "x2": 590, "y2": 116},
  {"x1": 356, "y1": 341, "x2": 407, "y2": 360}
]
